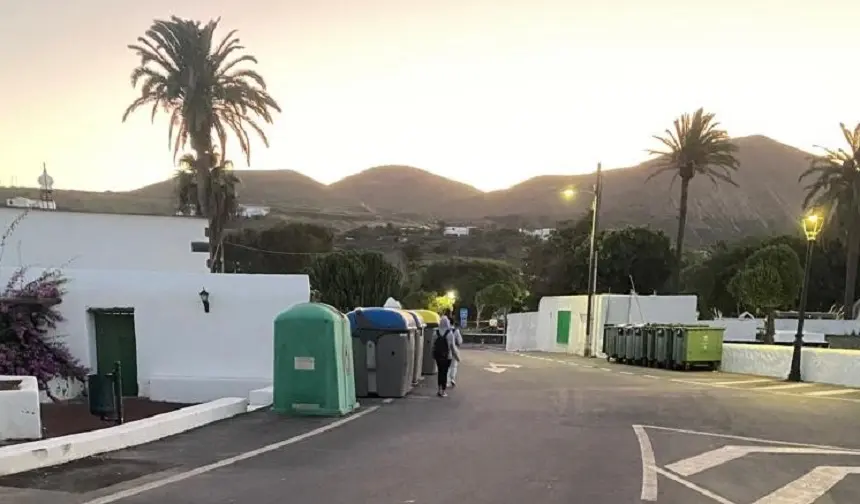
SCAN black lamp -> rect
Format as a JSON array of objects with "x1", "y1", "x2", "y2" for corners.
[{"x1": 199, "y1": 288, "x2": 210, "y2": 313}]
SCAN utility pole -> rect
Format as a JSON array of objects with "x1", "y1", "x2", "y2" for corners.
[{"x1": 583, "y1": 162, "x2": 603, "y2": 357}]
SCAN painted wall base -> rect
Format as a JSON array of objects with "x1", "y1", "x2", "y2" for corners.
[{"x1": 721, "y1": 344, "x2": 860, "y2": 388}]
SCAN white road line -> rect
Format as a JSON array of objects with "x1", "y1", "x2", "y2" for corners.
[
  {"x1": 641, "y1": 425, "x2": 860, "y2": 451},
  {"x1": 654, "y1": 467, "x2": 737, "y2": 504},
  {"x1": 756, "y1": 383, "x2": 814, "y2": 391},
  {"x1": 752, "y1": 466, "x2": 860, "y2": 504},
  {"x1": 643, "y1": 375, "x2": 659, "y2": 379},
  {"x1": 805, "y1": 388, "x2": 860, "y2": 397},
  {"x1": 80, "y1": 406, "x2": 381, "y2": 504},
  {"x1": 632, "y1": 425, "x2": 658, "y2": 501},
  {"x1": 598, "y1": 368, "x2": 612, "y2": 372},
  {"x1": 620, "y1": 371, "x2": 634, "y2": 375},
  {"x1": 665, "y1": 446, "x2": 860, "y2": 477},
  {"x1": 709, "y1": 379, "x2": 775, "y2": 386}
]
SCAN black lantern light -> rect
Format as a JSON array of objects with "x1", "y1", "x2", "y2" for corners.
[{"x1": 199, "y1": 288, "x2": 210, "y2": 313}]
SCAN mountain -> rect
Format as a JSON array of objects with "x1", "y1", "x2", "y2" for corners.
[{"x1": 0, "y1": 135, "x2": 818, "y2": 245}]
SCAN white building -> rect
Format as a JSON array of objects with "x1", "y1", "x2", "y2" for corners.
[
  {"x1": 520, "y1": 228, "x2": 555, "y2": 240},
  {"x1": 0, "y1": 207, "x2": 207, "y2": 272},
  {"x1": 238, "y1": 204, "x2": 271, "y2": 218},
  {"x1": 4, "y1": 196, "x2": 55, "y2": 211},
  {"x1": 443, "y1": 226, "x2": 471, "y2": 237}
]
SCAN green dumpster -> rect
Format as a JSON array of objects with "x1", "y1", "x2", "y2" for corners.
[
  {"x1": 654, "y1": 326, "x2": 674, "y2": 368},
  {"x1": 273, "y1": 303, "x2": 358, "y2": 416},
  {"x1": 643, "y1": 325, "x2": 658, "y2": 367},
  {"x1": 603, "y1": 325, "x2": 619, "y2": 362},
  {"x1": 671, "y1": 325, "x2": 724, "y2": 371}
]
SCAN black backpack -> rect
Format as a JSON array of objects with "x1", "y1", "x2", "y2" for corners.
[{"x1": 432, "y1": 329, "x2": 451, "y2": 360}]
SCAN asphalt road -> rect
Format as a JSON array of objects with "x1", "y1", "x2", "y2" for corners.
[{"x1": 3, "y1": 347, "x2": 860, "y2": 504}]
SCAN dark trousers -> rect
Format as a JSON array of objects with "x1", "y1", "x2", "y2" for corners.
[{"x1": 436, "y1": 358, "x2": 452, "y2": 390}]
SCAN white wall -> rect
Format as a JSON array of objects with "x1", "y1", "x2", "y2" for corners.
[
  {"x1": 505, "y1": 312, "x2": 539, "y2": 351},
  {"x1": 722, "y1": 344, "x2": 860, "y2": 388},
  {"x1": 0, "y1": 208, "x2": 206, "y2": 272},
  {"x1": 0, "y1": 267, "x2": 310, "y2": 403},
  {"x1": 533, "y1": 294, "x2": 698, "y2": 356},
  {"x1": 0, "y1": 376, "x2": 41, "y2": 441}
]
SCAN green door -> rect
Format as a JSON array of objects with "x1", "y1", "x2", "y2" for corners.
[
  {"x1": 92, "y1": 310, "x2": 139, "y2": 397},
  {"x1": 556, "y1": 310, "x2": 571, "y2": 345}
]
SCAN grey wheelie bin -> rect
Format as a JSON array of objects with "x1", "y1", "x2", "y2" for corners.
[
  {"x1": 405, "y1": 311, "x2": 426, "y2": 385},
  {"x1": 347, "y1": 308, "x2": 416, "y2": 398},
  {"x1": 603, "y1": 324, "x2": 620, "y2": 362},
  {"x1": 413, "y1": 309, "x2": 441, "y2": 375}
]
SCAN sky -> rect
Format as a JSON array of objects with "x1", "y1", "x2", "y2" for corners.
[{"x1": 1, "y1": 0, "x2": 859, "y2": 192}]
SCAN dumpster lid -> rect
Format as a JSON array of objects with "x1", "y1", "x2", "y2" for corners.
[
  {"x1": 275, "y1": 302, "x2": 344, "y2": 323},
  {"x1": 347, "y1": 307, "x2": 416, "y2": 332},
  {"x1": 404, "y1": 310, "x2": 427, "y2": 328},
  {"x1": 412, "y1": 309, "x2": 440, "y2": 325}
]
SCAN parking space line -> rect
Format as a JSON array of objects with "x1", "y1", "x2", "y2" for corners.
[
  {"x1": 805, "y1": 389, "x2": 860, "y2": 397},
  {"x1": 620, "y1": 371, "x2": 634, "y2": 375},
  {"x1": 756, "y1": 383, "x2": 815, "y2": 391},
  {"x1": 80, "y1": 406, "x2": 381, "y2": 504},
  {"x1": 709, "y1": 379, "x2": 775, "y2": 386},
  {"x1": 643, "y1": 375, "x2": 659, "y2": 379}
]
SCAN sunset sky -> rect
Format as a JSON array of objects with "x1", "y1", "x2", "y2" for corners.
[{"x1": 1, "y1": 0, "x2": 859, "y2": 192}]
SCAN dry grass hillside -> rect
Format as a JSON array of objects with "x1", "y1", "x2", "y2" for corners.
[{"x1": 1, "y1": 135, "x2": 816, "y2": 245}]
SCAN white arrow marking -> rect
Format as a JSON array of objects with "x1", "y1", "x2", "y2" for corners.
[
  {"x1": 666, "y1": 446, "x2": 860, "y2": 477},
  {"x1": 483, "y1": 362, "x2": 521, "y2": 373},
  {"x1": 752, "y1": 466, "x2": 860, "y2": 504},
  {"x1": 483, "y1": 366, "x2": 507, "y2": 373}
]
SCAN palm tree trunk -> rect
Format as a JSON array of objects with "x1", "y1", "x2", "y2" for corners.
[
  {"x1": 672, "y1": 177, "x2": 691, "y2": 292},
  {"x1": 844, "y1": 224, "x2": 860, "y2": 316}
]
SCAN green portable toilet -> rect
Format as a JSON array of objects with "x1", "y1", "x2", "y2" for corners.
[{"x1": 272, "y1": 303, "x2": 358, "y2": 416}]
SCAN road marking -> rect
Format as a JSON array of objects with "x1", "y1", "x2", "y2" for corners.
[
  {"x1": 752, "y1": 466, "x2": 860, "y2": 504},
  {"x1": 709, "y1": 378, "x2": 775, "y2": 386},
  {"x1": 79, "y1": 406, "x2": 381, "y2": 504},
  {"x1": 643, "y1": 375, "x2": 659, "y2": 379},
  {"x1": 632, "y1": 425, "x2": 658, "y2": 501},
  {"x1": 805, "y1": 388, "x2": 860, "y2": 397},
  {"x1": 620, "y1": 371, "x2": 634, "y2": 375},
  {"x1": 665, "y1": 445, "x2": 860, "y2": 477},
  {"x1": 756, "y1": 383, "x2": 814, "y2": 391},
  {"x1": 641, "y1": 424, "x2": 860, "y2": 451},
  {"x1": 598, "y1": 367, "x2": 612, "y2": 372},
  {"x1": 483, "y1": 362, "x2": 522, "y2": 373},
  {"x1": 654, "y1": 467, "x2": 737, "y2": 504}
]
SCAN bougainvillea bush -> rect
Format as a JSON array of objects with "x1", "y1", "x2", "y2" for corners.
[{"x1": 0, "y1": 267, "x2": 87, "y2": 399}]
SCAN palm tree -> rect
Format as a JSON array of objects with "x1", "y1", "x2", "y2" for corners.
[
  {"x1": 123, "y1": 16, "x2": 279, "y2": 268},
  {"x1": 175, "y1": 153, "x2": 241, "y2": 271},
  {"x1": 647, "y1": 108, "x2": 740, "y2": 291},
  {"x1": 799, "y1": 123, "x2": 860, "y2": 314}
]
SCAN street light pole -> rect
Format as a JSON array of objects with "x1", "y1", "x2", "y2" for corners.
[
  {"x1": 787, "y1": 212, "x2": 822, "y2": 382},
  {"x1": 584, "y1": 162, "x2": 603, "y2": 357}
]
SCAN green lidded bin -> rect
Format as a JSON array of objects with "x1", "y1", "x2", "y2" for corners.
[
  {"x1": 272, "y1": 303, "x2": 358, "y2": 416},
  {"x1": 671, "y1": 325, "x2": 724, "y2": 371}
]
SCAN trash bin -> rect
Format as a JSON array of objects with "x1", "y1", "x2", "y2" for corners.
[
  {"x1": 405, "y1": 310, "x2": 426, "y2": 386},
  {"x1": 631, "y1": 325, "x2": 647, "y2": 365},
  {"x1": 272, "y1": 303, "x2": 358, "y2": 416},
  {"x1": 603, "y1": 325, "x2": 619, "y2": 362},
  {"x1": 654, "y1": 326, "x2": 674, "y2": 368},
  {"x1": 413, "y1": 309, "x2": 441, "y2": 375},
  {"x1": 87, "y1": 374, "x2": 117, "y2": 417},
  {"x1": 644, "y1": 325, "x2": 658, "y2": 367},
  {"x1": 672, "y1": 325, "x2": 725, "y2": 371},
  {"x1": 623, "y1": 325, "x2": 638, "y2": 363},
  {"x1": 347, "y1": 307, "x2": 416, "y2": 398}
]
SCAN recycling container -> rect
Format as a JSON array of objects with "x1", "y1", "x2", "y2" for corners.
[
  {"x1": 87, "y1": 374, "x2": 117, "y2": 417},
  {"x1": 405, "y1": 310, "x2": 427, "y2": 385},
  {"x1": 623, "y1": 326, "x2": 637, "y2": 362},
  {"x1": 672, "y1": 325, "x2": 725, "y2": 370},
  {"x1": 272, "y1": 303, "x2": 358, "y2": 416},
  {"x1": 603, "y1": 325, "x2": 619, "y2": 361},
  {"x1": 652, "y1": 326, "x2": 672, "y2": 368},
  {"x1": 392, "y1": 309, "x2": 417, "y2": 386},
  {"x1": 347, "y1": 307, "x2": 416, "y2": 398},
  {"x1": 644, "y1": 325, "x2": 658, "y2": 367},
  {"x1": 632, "y1": 325, "x2": 647, "y2": 365},
  {"x1": 413, "y1": 309, "x2": 441, "y2": 375}
]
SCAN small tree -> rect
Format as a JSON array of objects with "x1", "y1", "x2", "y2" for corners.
[
  {"x1": 728, "y1": 244, "x2": 803, "y2": 344},
  {"x1": 475, "y1": 282, "x2": 523, "y2": 328}
]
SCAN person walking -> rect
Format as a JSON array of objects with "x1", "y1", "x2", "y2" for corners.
[
  {"x1": 448, "y1": 317, "x2": 464, "y2": 387},
  {"x1": 432, "y1": 316, "x2": 459, "y2": 397}
]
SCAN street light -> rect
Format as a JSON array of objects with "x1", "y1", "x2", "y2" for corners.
[
  {"x1": 787, "y1": 211, "x2": 824, "y2": 382},
  {"x1": 446, "y1": 290, "x2": 457, "y2": 302},
  {"x1": 560, "y1": 163, "x2": 604, "y2": 357}
]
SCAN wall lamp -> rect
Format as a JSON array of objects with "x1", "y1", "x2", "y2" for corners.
[{"x1": 199, "y1": 288, "x2": 210, "y2": 313}]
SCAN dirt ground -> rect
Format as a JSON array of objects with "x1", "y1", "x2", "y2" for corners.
[{"x1": 39, "y1": 398, "x2": 191, "y2": 438}]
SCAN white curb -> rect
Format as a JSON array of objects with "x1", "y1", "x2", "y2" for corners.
[{"x1": 0, "y1": 397, "x2": 249, "y2": 477}]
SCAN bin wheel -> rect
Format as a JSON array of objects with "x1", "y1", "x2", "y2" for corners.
[{"x1": 684, "y1": 363, "x2": 691, "y2": 371}]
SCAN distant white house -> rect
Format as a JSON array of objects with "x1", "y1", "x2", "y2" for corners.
[
  {"x1": 444, "y1": 226, "x2": 471, "y2": 237},
  {"x1": 238, "y1": 204, "x2": 271, "y2": 218},
  {"x1": 5, "y1": 196, "x2": 56, "y2": 211},
  {"x1": 520, "y1": 228, "x2": 555, "y2": 240}
]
